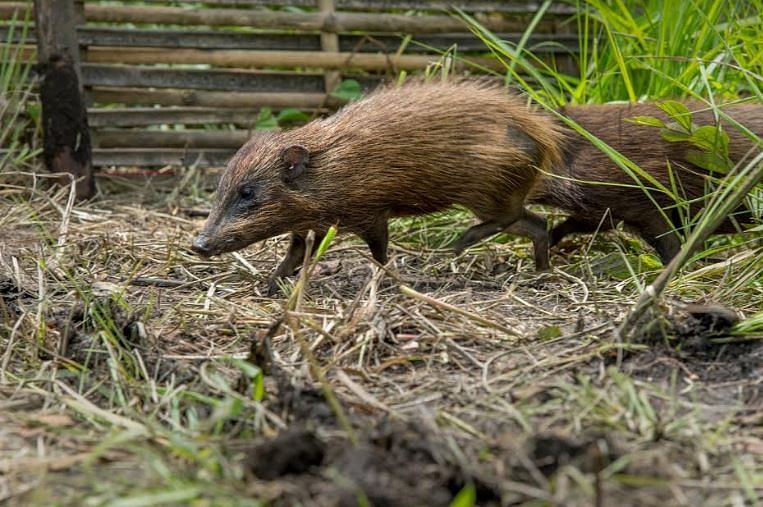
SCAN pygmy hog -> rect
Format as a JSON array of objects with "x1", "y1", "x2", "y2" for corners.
[
  {"x1": 192, "y1": 79, "x2": 564, "y2": 291},
  {"x1": 530, "y1": 102, "x2": 762, "y2": 262}
]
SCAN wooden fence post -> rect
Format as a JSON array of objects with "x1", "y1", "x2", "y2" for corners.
[{"x1": 33, "y1": 0, "x2": 95, "y2": 200}]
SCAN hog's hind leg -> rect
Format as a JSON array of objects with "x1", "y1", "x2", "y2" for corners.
[
  {"x1": 549, "y1": 216, "x2": 604, "y2": 247},
  {"x1": 454, "y1": 196, "x2": 550, "y2": 270}
]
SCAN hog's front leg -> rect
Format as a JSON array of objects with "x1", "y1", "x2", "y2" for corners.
[
  {"x1": 358, "y1": 217, "x2": 389, "y2": 265},
  {"x1": 267, "y1": 232, "x2": 324, "y2": 295}
]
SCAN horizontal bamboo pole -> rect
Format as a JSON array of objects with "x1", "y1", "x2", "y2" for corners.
[
  {"x1": 20, "y1": 45, "x2": 353, "y2": 95},
  {"x1": 106, "y1": 0, "x2": 577, "y2": 15},
  {"x1": 90, "y1": 87, "x2": 330, "y2": 109},
  {"x1": 84, "y1": 46, "x2": 506, "y2": 72},
  {"x1": 88, "y1": 107, "x2": 266, "y2": 127},
  {"x1": 94, "y1": 129, "x2": 250, "y2": 149},
  {"x1": 81, "y1": 63, "x2": 337, "y2": 92},
  {"x1": 2, "y1": 26, "x2": 580, "y2": 54},
  {"x1": 92, "y1": 148, "x2": 233, "y2": 167},
  {"x1": 0, "y1": 2, "x2": 552, "y2": 34},
  {"x1": 0, "y1": 2, "x2": 30, "y2": 18}
]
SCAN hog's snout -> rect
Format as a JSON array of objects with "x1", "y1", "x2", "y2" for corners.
[
  {"x1": 191, "y1": 234, "x2": 214, "y2": 257},
  {"x1": 191, "y1": 231, "x2": 247, "y2": 257}
]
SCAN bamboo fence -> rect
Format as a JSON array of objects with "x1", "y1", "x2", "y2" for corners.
[{"x1": 1, "y1": 0, "x2": 577, "y2": 168}]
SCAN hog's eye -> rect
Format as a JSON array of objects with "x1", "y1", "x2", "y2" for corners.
[{"x1": 239, "y1": 185, "x2": 256, "y2": 201}]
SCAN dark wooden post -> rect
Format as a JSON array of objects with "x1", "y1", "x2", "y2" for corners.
[{"x1": 33, "y1": 0, "x2": 95, "y2": 200}]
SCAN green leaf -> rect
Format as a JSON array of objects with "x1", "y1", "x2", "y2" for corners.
[
  {"x1": 212, "y1": 397, "x2": 243, "y2": 421},
  {"x1": 626, "y1": 115, "x2": 667, "y2": 128},
  {"x1": 107, "y1": 486, "x2": 202, "y2": 507},
  {"x1": 314, "y1": 226, "x2": 338, "y2": 260},
  {"x1": 230, "y1": 358, "x2": 262, "y2": 380},
  {"x1": 449, "y1": 483, "x2": 476, "y2": 507},
  {"x1": 658, "y1": 101, "x2": 693, "y2": 132},
  {"x1": 689, "y1": 125, "x2": 730, "y2": 154},
  {"x1": 276, "y1": 108, "x2": 310, "y2": 125},
  {"x1": 330, "y1": 79, "x2": 363, "y2": 101},
  {"x1": 253, "y1": 372, "x2": 265, "y2": 402},
  {"x1": 255, "y1": 107, "x2": 278, "y2": 130},
  {"x1": 685, "y1": 149, "x2": 731, "y2": 174},
  {"x1": 230, "y1": 358, "x2": 265, "y2": 401},
  {"x1": 537, "y1": 325, "x2": 563, "y2": 341},
  {"x1": 638, "y1": 254, "x2": 663, "y2": 271},
  {"x1": 660, "y1": 128, "x2": 692, "y2": 143},
  {"x1": 26, "y1": 102, "x2": 41, "y2": 124}
]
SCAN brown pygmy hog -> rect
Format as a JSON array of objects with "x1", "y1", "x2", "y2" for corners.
[
  {"x1": 530, "y1": 102, "x2": 762, "y2": 262},
  {"x1": 191, "y1": 80, "x2": 564, "y2": 291}
]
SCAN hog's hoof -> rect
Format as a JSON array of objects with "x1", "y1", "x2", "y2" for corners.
[
  {"x1": 452, "y1": 232, "x2": 479, "y2": 257},
  {"x1": 452, "y1": 240, "x2": 468, "y2": 257},
  {"x1": 265, "y1": 277, "x2": 284, "y2": 297}
]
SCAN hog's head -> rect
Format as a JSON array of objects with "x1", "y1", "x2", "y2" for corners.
[{"x1": 191, "y1": 133, "x2": 314, "y2": 257}]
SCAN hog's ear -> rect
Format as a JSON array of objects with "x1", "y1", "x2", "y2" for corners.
[{"x1": 281, "y1": 144, "x2": 310, "y2": 184}]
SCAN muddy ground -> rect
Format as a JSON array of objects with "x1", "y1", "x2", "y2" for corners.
[{"x1": 0, "y1": 176, "x2": 761, "y2": 506}]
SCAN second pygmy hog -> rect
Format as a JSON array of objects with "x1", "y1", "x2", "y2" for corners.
[{"x1": 530, "y1": 101, "x2": 762, "y2": 261}]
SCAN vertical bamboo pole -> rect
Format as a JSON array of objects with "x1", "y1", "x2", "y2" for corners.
[
  {"x1": 33, "y1": 0, "x2": 95, "y2": 200},
  {"x1": 318, "y1": 0, "x2": 341, "y2": 103}
]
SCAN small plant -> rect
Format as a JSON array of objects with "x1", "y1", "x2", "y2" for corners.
[
  {"x1": 330, "y1": 79, "x2": 364, "y2": 102},
  {"x1": 449, "y1": 483, "x2": 476, "y2": 507},
  {"x1": 628, "y1": 101, "x2": 734, "y2": 174},
  {"x1": 254, "y1": 107, "x2": 312, "y2": 131},
  {"x1": 630, "y1": 100, "x2": 763, "y2": 231}
]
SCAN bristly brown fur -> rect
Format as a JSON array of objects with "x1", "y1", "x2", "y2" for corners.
[
  {"x1": 529, "y1": 102, "x2": 762, "y2": 261},
  {"x1": 193, "y1": 79, "x2": 564, "y2": 290}
]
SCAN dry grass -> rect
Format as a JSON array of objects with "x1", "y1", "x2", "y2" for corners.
[{"x1": 0, "y1": 170, "x2": 761, "y2": 506}]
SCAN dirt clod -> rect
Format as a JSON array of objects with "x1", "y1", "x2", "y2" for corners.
[
  {"x1": 673, "y1": 303, "x2": 740, "y2": 342},
  {"x1": 275, "y1": 381, "x2": 338, "y2": 425},
  {"x1": 244, "y1": 427, "x2": 326, "y2": 480},
  {"x1": 0, "y1": 276, "x2": 33, "y2": 316},
  {"x1": 530, "y1": 433, "x2": 612, "y2": 476},
  {"x1": 249, "y1": 418, "x2": 501, "y2": 507}
]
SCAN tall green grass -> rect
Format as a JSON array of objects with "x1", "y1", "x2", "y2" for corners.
[
  {"x1": 0, "y1": 11, "x2": 40, "y2": 170},
  {"x1": 461, "y1": 0, "x2": 763, "y2": 106},
  {"x1": 574, "y1": 0, "x2": 763, "y2": 103}
]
